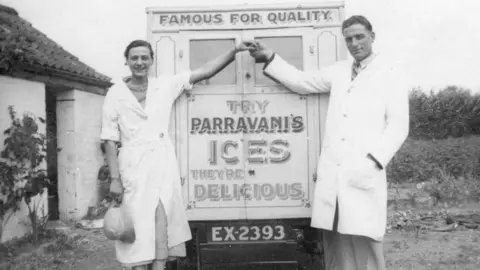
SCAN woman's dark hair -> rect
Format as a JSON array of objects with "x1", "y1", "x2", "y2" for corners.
[
  {"x1": 124, "y1": 40, "x2": 154, "y2": 60},
  {"x1": 342, "y1": 15, "x2": 373, "y2": 32}
]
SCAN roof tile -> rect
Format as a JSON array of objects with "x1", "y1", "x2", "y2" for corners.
[{"x1": 0, "y1": 4, "x2": 111, "y2": 86}]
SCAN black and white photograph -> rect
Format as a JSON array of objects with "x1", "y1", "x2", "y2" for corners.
[{"x1": 0, "y1": 0, "x2": 480, "y2": 269}]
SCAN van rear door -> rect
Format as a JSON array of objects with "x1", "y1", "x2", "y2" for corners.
[
  {"x1": 175, "y1": 31, "x2": 249, "y2": 223},
  {"x1": 241, "y1": 28, "x2": 320, "y2": 221}
]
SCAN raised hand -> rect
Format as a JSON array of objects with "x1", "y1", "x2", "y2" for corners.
[
  {"x1": 234, "y1": 41, "x2": 256, "y2": 53},
  {"x1": 242, "y1": 40, "x2": 274, "y2": 63}
]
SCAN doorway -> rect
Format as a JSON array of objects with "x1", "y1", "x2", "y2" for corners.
[{"x1": 45, "y1": 87, "x2": 59, "y2": 220}]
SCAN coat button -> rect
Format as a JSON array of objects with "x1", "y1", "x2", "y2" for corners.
[{"x1": 159, "y1": 133, "x2": 164, "y2": 138}]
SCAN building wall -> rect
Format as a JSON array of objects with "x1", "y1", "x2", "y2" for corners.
[
  {"x1": 0, "y1": 75, "x2": 48, "y2": 243},
  {"x1": 57, "y1": 89, "x2": 105, "y2": 221}
]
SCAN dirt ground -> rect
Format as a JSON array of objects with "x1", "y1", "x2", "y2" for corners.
[
  {"x1": 384, "y1": 229, "x2": 480, "y2": 270},
  {"x1": 2, "y1": 202, "x2": 480, "y2": 270},
  {"x1": 1, "y1": 226, "x2": 479, "y2": 270},
  {"x1": 0, "y1": 228, "x2": 120, "y2": 270}
]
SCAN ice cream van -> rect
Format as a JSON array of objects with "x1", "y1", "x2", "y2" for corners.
[{"x1": 146, "y1": 2, "x2": 346, "y2": 269}]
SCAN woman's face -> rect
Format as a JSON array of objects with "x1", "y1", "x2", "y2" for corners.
[{"x1": 126, "y1": 46, "x2": 153, "y2": 78}]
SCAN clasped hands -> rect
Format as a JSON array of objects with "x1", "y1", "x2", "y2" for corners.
[{"x1": 236, "y1": 40, "x2": 275, "y2": 63}]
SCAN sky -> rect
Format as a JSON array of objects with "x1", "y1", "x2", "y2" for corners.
[{"x1": 3, "y1": 0, "x2": 480, "y2": 92}]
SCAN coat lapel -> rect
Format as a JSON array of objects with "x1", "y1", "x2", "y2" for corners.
[
  {"x1": 337, "y1": 62, "x2": 354, "y2": 94},
  {"x1": 117, "y1": 77, "x2": 149, "y2": 118},
  {"x1": 348, "y1": 54, "x2": 383, "y2": 89}
]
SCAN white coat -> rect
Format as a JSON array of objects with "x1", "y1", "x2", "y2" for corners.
[
  {"x1": 264, "y1": 54, "x2": 409, "y2": 241},
  {"x1": 100, "y1": 73, "x2": 193, "y2": 265}
]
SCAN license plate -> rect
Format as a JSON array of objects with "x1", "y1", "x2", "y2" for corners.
[{"x1": 208, "y1": 224, "x2": 287, "y2": 243}]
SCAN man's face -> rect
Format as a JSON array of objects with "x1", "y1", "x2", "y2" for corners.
[
  {"x1": 126, "y1": 46, "x2": 153, "y2": 78},
  {"x1": 343, "y1": 23, "x2": 375, "y2": 62}
]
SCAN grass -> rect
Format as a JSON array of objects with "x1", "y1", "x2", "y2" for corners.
[
  {"x1": 3, "y1": 221, "x2": 480, "y2": 270},
  {"x1": 384, "y1": 230, "x2": 480, "y2": 270},
  {"x1": 0, "y1": 229, "x2": 119, "y2": 270},
  {"x1": 0, "y1": 229, "x2": 82, "y2": 268}
]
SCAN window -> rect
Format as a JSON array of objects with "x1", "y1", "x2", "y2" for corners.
[
  {"x1": 189, "y1": 39, "x2": 237, "y2": 85},
  {"x1": 254, "y1": 36, "x2": 303, "y2": 85}
]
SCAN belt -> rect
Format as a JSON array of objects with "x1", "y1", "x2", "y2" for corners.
[{"x1": 120, "y1": 135, "x2": 167, "y2": 149}]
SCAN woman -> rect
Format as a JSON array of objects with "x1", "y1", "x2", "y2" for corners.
[{"x1": 100, "y1": 39, "x2": 251, "y2": 270}]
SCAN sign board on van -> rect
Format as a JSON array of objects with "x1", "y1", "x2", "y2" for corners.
[
  {"x1": 151, "y1": 8, "x2": 341, "y2": 31},
  {"x1": 186, "y1": 94, "x2": 311, "y2": 211}
]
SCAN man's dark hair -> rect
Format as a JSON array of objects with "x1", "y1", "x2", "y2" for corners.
[
  {"x1": 342, "y1": 15, "x2": 373, "y2": 32},
  {"x1": 124, "y1": 40, "x2": 154, "y2": 60}
]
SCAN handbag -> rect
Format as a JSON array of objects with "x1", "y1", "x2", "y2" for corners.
[{"x1": 103, "y1": 203, "x2": 136, "y2": 243}]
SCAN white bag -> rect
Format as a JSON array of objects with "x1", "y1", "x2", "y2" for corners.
[{"x1": 103, "y1": 204, "x2": 135, "y2": 243}]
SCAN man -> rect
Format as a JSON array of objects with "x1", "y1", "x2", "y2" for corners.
[{"x1": 245, "y1": 15, "x2": 409, "y2": 269}]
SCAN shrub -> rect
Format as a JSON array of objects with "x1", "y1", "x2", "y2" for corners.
[
  {"x1": 424, "y1": 170, "x2": 480, "y2": 203},
  {"x1": 387, "y1": 136, "x2": 480, "y2": 184},
  {"x1": 0, "y1": 106, "x2": 49, "y2": 244},
  {"x1": 409, "y1": 86, "x2": 480, "y2": 140},
  {"x1": 0, "y1": 30, "x2": 34, "y2": 73}
]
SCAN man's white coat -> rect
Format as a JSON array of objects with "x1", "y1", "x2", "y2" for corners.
[{"x1": 264, "y1": 54, "x2": 409, "y2": 241}]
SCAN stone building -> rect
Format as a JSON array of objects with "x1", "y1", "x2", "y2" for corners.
[{"x1": 0, "y1": 4, "x2": 112, "y2": 242}]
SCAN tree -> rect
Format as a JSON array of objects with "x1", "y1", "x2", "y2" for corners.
[{"x1": 0, "y1": 106, "x2": 49, "y2": 244}]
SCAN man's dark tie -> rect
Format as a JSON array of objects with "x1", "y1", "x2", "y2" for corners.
[{"x1": 351, "y1": 61, "x2": 361, "y2": 81}]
